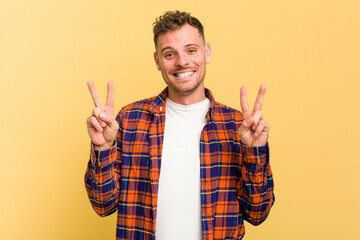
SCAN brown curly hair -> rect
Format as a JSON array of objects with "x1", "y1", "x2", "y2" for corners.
[{"x1": 153, "y1": 10, "x2": 205, "y2": 48}]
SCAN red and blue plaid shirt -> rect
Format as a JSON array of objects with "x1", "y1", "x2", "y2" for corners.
[{"x1": 85, "y1": 88, "x2": 274, "y2": 240}]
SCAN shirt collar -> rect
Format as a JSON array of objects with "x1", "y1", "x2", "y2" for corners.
[{"x1": 149, "y1": 87, "x2": 216, "y2": 121}]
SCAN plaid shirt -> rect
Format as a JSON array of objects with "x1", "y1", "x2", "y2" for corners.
[{"x1": 85, "y1": 88, "x2": 274, "y2": 240}]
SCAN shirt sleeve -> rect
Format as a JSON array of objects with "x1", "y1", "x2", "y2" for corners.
[
  {"x1": 84, "y1": 118, "x2": 123, "y2": 217},
  {"x1": 236, "y1": 142, "x2": 275, "y2": 226}
]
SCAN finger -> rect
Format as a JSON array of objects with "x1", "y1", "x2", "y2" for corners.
[
  {"x1": 255, "y1": 120, "x2": 269, "y2": 138},
  {"x1": 88, "y1": 116, "x2": 103, "y2": 132},
  {"x1": 252, "y1": 110, "x2": 262, "y2": 131},
  {"x1": 253, "y1": 84, "x2": 266, "y2": 112},
  {"x1": 87, "y1": 81, "x2": 102, "y2": 107},
  {"x1": 240, "y1": 86, "x2": 250, "y2": 113},
  {"x1": 92, "y1": 108, "x2": 106, "y2": 128},
  {"x1": 254, "y1": 120, "x2": 266, "y2": 137},
  {"x1": 97, "y1": 111, "x2": 119, "y2": 130},
  {"x1": 106, "y1": 81, "x2": 114, "y2": 108},
  {"x1": 263, "y1": 121, "x2": 270, "y2": 132},
  {"x1": 106, "y1": 119, "x2": 119, "y2": 130},
  {"x1": 241, "y1": 116, "x2": 254, "y2": 129}
]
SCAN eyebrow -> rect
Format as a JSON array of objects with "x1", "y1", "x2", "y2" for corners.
[
  {"x1": 161, "y1": 46, "x2": 173, "y2": 54},
  {"x1": 160, "y1": 44, "x2": 201, "y2": 54}
]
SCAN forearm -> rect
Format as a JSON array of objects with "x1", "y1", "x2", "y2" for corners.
[
  {"x1": 237, "y1": 143, "x2": 275, "y2": 225},
  {"x1": 84, "y1": 142, "x2": 121, "y2": 217}
]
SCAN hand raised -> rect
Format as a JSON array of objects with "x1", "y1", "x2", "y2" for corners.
[
  {"x1": 86, "y1": 81, "x2": 119, "y2": 150},
  {"x1": 238, "y1": 85, "x2": 270, "y2": 146}
]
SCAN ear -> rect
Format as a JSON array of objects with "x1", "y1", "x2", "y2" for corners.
[
  {"x1": 154, "y1": 52, "x2": 161, "y2": 71},
  {"x1": 205, "y1": 43, "x2": 211, "y2": 64}
]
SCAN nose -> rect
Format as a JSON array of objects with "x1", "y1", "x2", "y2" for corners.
[{"x1": 175, "y1": 52, "x2": 189, "y2": 67}]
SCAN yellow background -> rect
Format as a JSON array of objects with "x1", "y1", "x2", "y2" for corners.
[{"x1": 1, "y1": 0, "x2": 359, "y2": 239}]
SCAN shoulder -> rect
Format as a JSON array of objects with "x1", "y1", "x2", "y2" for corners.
[
  {"x1": 116, "y1": 96, "x2": 157, "y2": 121},
  {"x1": 205, "y1": 88, "x2": 243, "y2": 123},
  {"x1": 212, "y1": 101, "x2": 243, "y2": 123}
]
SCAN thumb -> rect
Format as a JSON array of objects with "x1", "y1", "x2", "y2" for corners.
[{"x1": 99, "y1": 113, "x2": 119, "y2": 130}]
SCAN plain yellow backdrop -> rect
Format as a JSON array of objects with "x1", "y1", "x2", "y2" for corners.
[{"x1": 1, "y1": 0, "x2": 359, "y2": 239}]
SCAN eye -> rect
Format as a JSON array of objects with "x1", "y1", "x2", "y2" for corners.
[
  {"x1": 188, "y1": 48, "x2": 197, "y2": 54},
  {"x1": 164, "y1": 52, "x2": 174, "y2": 59}
]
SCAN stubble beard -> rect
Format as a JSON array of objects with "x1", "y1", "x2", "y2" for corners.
[{"x1": 166, "y1": 78, "x2": 203, "y2": 96}]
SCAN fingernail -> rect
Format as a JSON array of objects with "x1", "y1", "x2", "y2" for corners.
[{"x1": 100, "y1": 113, "x2": 106, "y2": 119}]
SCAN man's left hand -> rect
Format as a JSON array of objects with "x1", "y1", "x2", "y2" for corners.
[{"x1": 238, "y1": 85, "x2": 270, "y2": 146}]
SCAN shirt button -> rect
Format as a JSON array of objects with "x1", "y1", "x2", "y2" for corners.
[{"x1": 160, "y1": 107, "x2": 163, "y2": 111}]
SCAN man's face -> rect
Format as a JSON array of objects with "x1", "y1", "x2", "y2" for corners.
[{"x1": 154, "y1": 24, "x2": 211, "y2": 99}]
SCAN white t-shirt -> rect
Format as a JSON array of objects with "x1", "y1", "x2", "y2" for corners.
[{"x1": 155, "y1": 97, "x2": 210, "y2": 240}]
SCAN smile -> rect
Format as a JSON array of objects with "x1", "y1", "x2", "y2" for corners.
[{"x1": 173, "y1": 71, "x2": 195, "y2": 78}]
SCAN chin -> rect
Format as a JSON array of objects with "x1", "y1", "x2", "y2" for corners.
[{"x1": 171, "y1": 81, "x2": 203, "y2": 96}]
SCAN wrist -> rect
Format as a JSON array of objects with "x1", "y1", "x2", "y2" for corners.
[
  {"x1": 240, "y1": 140, "x2": 267, "y2": 147},
  {"x1": 93, "y1": 141, "x2": 115, "y2": 151}
]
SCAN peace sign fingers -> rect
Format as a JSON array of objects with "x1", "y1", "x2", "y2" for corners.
[
  {"x1": 87, "y1": 81, "x2": 103, "y2": 107},
  {"x1": 253, "y1": 85, "x2": 266, "y2": 112},
  {"x1": 86, "y1": 81, "x2": 119, "y2": 150},
  {"x1": 240, "y1": 86, "x2": 251, "y2": 113},
  {"x1": 238, "y1": 84, "x2": 269, "y2": 147},
  {"x1": 106, "y1": 81, "x2": 115, "y2": 108},
  {"x1": 87, "y1": 81, "x2": 115, "y2": 108}
]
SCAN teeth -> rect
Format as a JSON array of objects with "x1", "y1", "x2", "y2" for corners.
[{"x1": 175, "y1": 71, "x2": 194, "y2": 78}]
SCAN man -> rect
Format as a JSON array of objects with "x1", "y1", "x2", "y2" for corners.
[{"x1": 85, "y1": 10, "x2": 274, "y2": 240}]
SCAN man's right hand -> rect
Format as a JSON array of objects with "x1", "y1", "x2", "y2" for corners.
[{"x1": 86, "y1": 81, "x2": 119, "y2": 151}]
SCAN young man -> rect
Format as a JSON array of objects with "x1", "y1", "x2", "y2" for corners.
[{"x1": 85, "y1": 10, "x2": 274, "y2": 240}]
